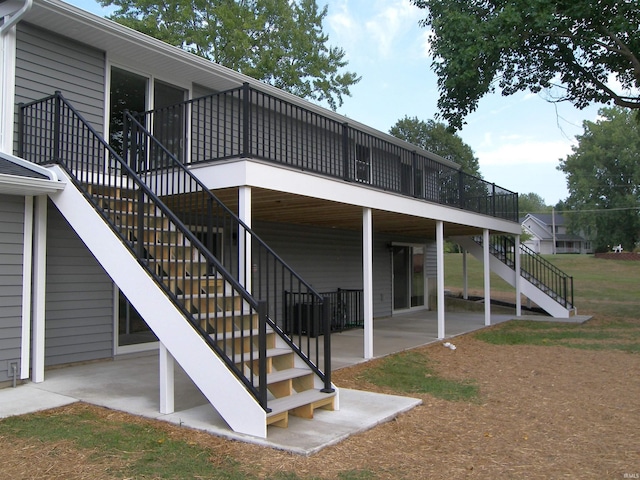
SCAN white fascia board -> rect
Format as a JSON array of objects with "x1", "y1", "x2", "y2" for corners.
[
  {"x1": 0, "y1": 173, "x2": 65, "y2": 195},
  {"x1": 190, "y1": 160, "x2": 521, "y2": 235}
]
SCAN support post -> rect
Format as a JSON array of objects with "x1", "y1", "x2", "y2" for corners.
[
  {"x1": 363, "y1": 208, "x2": 373, "y2": 359},
  {"x1": 515, "y1": 235, "x2": 522, "y2": 316},
  {"x1": 32, "y1": 195, "x2": 47, "y2": 383},
  {"x1": 159, "y1": 343, "x2": 175, "y2": 414},
  {"x1": 238, "y1": 186, "x2": 252, "y2": 292},
  {"x1": 20, "y1": 196, "x2": 34, "y2": 379},
  {"x1": 462, "y1": 248, "x2": 468, "y2": 300},
  {"x1": 436, "y1": 221, "x2": 445, "y2": 339},
  {"x1": 483, "y1": 229, "x2": 491, "y2": 326}
]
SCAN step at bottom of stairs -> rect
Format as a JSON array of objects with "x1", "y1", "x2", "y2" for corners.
[{"x1": 267, "y1": 389, "x2": 336, "y2": 428}]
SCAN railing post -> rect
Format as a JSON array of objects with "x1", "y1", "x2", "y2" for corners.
[
  {"x1": 53, "y1": 92, "x2": 62, "y2": 162},
  {"x1": 242, "y1": 82, "x2": 250, "y2": 158},
  {"x1": 491, "y1": 183, "x2": 496, "y2": 217},
  {"x1": 17, "y1": 103, "x2": 24, "y2": 158},
  {"x1": 458, "y1": 171, "x2": 464, "y2": 209},
  {"x1": 257, "y1": 300, "x2": 270, "y2": 411},
  {"x1": 123, "y1": 110, "x2": 131, "y2": 170},
  {"x1": 321, "y1": 296, "x2": 334, "y2": 393},
  {"x1": 342, "y1": 122, "x2": 350, "y2": 181}
]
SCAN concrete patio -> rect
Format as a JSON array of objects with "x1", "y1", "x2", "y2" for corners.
[{"x1": 0, "y1": 309, "x2": 522, "y2": 454}]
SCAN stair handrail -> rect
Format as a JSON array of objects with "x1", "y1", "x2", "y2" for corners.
[
  {"x1": 473, "y1": 234, "x2": 574, "y2": 309},
  {"x1": 18, "y1": 92, "x2": 315, "y2": 411},
  {"x1": 123, "y1": 110, "x2": 333, "y2": 391}
]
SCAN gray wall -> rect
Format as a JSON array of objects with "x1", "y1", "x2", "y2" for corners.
[
  {"x1": 14, "y1": 22, "x2": 106, "y2": 150},
  {"x1": 254, "y1": 221, "x2": 424, "y2": 318},
  {"x1": 0, "y1": 195, "x2": 25, "y2": 383},
  {"x1": 45, "y1": 202, "x2": 114, "y2": 367}
]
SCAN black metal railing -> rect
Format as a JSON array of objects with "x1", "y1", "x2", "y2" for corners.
[
  {"x1": 284, "y1": 288, "x2": 364, "y2": 336},
  {"x1": 18, "y1": 92, "x2": 333, "y2": 411},
  {"x1": 138, "y1": 83, "x2": 519, "y2": 222},
  {"x1": 476, "y1": 235, "x2": 574, "y2": 309}
]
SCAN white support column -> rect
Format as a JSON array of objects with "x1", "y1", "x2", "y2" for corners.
[
  {"x1": 20, "y1": 196, "x2": 34, "y2": 379},
  {"x1": 515, "y1": 234, "x2": 522, "y2": 316},
  {"x1": 0, "y1": 23, "x2": 18, "y2": 153},
  {"x1": 31, "y1": 195, "x2": 47, "y2": 383},
  {"x1": 483, "y1": 229, "x2": 491, "y2": 326},
  {"x1": 363, "y1": 207, "x2": 374, "y2": 359},
  {"x1": 436, "y1": 221, "x2": 445, "y2": 339},
  {"x1": 159, "y1": 343, "x2": 175, "y2": 414},
  {"x1": 462, "y1": 248, "x2": 468, "y2": 300},
  {"x1": 238, "y1": 186, "x2": 252, "y2": 292}
]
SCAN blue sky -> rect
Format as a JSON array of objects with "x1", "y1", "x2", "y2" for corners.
[{"x1": 68, "y1": 0, "x2": 604, "y2": 206}]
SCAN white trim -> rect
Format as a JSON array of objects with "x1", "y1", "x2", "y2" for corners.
[
  {"x1": 238, "y1": 186, "x2": 252, "y2": 291},
  {"x1": 515, "y1": 235, "x2": 522, "y2": 316},
  {"x1": 191, "y1": 160, "x2": 521, "y2": 235},
  {"x1": 159, "y1": 343, "x2": 175, "y2": 414},
  {"x1": 436, "y1": 221, "x2": 445, "y2": 339},
  {"x1": 31, "y1": 194, "x2": 46, "y2": 383},
  {"x1": 20, "y1": 195, "x2": 33, "y2": 379},
  {"x1": 363, "y1": 207, "x2": 373, "y2": 359},
  {"x1": 483, "y1": 229, "x2": 491, "y2": 326}
]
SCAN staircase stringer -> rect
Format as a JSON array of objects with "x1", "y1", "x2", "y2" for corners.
[
  {"x1": 452, "y1": 236, "x2": 574, "y2": 318},
  {"x1": 47, "y1": 165, "x2": 267, "y2": 438}
]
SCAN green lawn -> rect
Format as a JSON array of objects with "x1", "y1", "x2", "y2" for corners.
[{"x1": 444, "y1": 252, "x2": 640, "y2": 318}]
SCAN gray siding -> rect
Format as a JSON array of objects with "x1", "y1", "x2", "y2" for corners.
[
  {"x1": 255, "y1": 222, "x2": 397, "y2": 318},
  {"x1": 45, "y1": 203, "x2": 113, "y2": 367},
  {"x1": 0, "y1": 195, "x2": 25, "y2": 383},
  {"x1": 14, "y1": 22, "x2": 106, "y2": 152}
]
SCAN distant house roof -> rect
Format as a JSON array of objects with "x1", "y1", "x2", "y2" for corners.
[{"x1": 520, "y1": 212, "x2": 567, "y2": 226}]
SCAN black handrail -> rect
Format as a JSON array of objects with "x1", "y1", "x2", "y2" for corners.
[
  {"x1": 139, "y1": 83, "x2": 519, "y2": 222},
  {"x1": 18, "y1": 92, "x2": 332, "y2": 410},
  {"x1": 124, "y1": 111, "x2": 332, "y2": 390},
  {"x1": 476, "y1": 234, "x2": 574, "y2": 309}
]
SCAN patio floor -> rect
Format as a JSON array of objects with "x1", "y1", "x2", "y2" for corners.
[{"x1": 0, "y1": 310, "x2": 523, "y2": 454}]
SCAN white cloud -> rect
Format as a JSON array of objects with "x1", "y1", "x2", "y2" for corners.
[
  {"x1": 477, "y1": 139, "x2": 574, "y2": 167},
  {"x1": 364, "y1": 1, "x2": 422, "y2": 57}
]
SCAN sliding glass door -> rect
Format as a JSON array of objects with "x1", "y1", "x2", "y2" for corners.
[{"x1": 392, "y1": 245, "x2": 425, "y2": 312}]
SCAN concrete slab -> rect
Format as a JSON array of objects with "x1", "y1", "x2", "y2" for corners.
[{"x1": 0, "y1": 310, "x2": 521, "y2": 454}]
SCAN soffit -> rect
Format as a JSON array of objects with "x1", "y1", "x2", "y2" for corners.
[{"x1": 213, "y1": 187, "x2": 485, "y2": 239}]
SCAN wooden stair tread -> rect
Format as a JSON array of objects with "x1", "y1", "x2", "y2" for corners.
[
  {"x1": 265, "y1": 367, "x2": 312, "y2": 384},
  {"x1": 267, "y1": 389, "x2": 336, "y2": 417}
]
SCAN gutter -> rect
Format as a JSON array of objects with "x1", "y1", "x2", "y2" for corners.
[{"x1": 0, "y1": 0, "x2": 32, "y2": 35}]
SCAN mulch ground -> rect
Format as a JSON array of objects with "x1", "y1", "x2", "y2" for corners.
[{"x1": 1, "y1": 319, "x2": 639, "y2": 479}]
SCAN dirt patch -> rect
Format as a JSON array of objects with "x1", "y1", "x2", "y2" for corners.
[{"x1": 2, "y1": 326, "x2": 639, "y2": 479}]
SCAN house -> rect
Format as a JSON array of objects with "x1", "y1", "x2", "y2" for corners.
[
  {"x1": 0, "y1": 0, "x2": 576, "y2": 439},
  {"x1": 521, "y1": 213, "x2": 593, "y2": 254}
]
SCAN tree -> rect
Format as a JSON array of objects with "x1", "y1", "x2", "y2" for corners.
[
  {"x1": 100, "y1": 0, "x2": 360, "y2": 110},
  {"x1": 518, "y1": 192, "x2": 551, "y2": 216},
  {"x1": 558, "y1": 107, "x2": 640, "y2": 252},
  {"x1": 389, "y1": 116, "x2": 482, "y2": 177},
  {"x1": 412, "y1": 0, "x2": 640, "y2": 130}
]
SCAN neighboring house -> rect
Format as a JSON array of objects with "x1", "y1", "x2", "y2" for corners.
[
  {"x1": 521, "y1": 213, "x2": 593, "y2": 254},
  {"x1": 0, "y1": 0, "x2": 575, "y2": 438}
]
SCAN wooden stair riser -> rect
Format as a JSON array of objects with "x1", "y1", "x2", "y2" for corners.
[
  {"x1": 216, "y1": 330, "x2": 275, "y2": 353},
  {"x1": 170, "y1": 277, "x2": 225, "y2": 296},
  {"x1": 290, "y1": 396, "x2": 336, "y2": 420},
  {"x1": 200, "y1": 312, "x2": 258, "y2": 334},
  {"x1": 150, "y1": 259, "x2": 209, "y2": 278},
  {"x1": 187, "y1": 295, "x2": 243, "y2": 314}
]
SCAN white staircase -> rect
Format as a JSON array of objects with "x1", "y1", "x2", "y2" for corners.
[
  {"x1": 47, "y1": 166, "x2": 337, "y2": 438},
  {"x1": 452, "y1": 235, "x2": 576, "y2": 318}
]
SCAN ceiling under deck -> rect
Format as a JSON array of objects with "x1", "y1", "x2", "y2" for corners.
[{"x1": 212, "y1": 187, "x2": 490, "y2": 239}]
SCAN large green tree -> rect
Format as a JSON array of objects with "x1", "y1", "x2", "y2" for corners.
[
  {"x1": 100, "y1": 0, "x2": 360, "y2": 110},
  {"x1": 412, "y1": 0, "x2": 640, "y2": 130},
  {"x1": 518, "y1": 192, "x2": 551, "y2": 216},
  {"x1": 558, "y1": 107, "x2": 640, "y2": 252},
  {"x1": 389, "y1": 116, "x2": 481, "y2": 177}
]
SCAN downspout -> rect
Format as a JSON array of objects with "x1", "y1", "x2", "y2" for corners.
[{"x1": 0, "y1": 0, "x2": 32, "y2": 153}]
